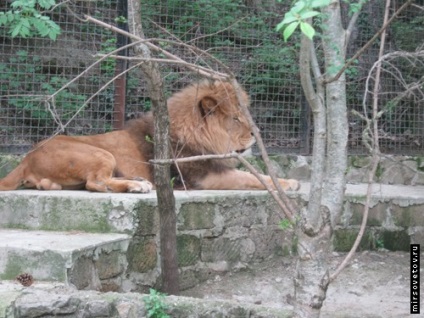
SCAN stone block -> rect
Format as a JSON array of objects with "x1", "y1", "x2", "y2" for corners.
[
  {"x1": 287, "y1": 156, "x2": 311, "y2": 180},
  {"x1": 178, "y1": 269, "x2": 199, "y2": 290},
  {"x1": 201, "y1": 237, "x2": 255, "y2": 264},
  {"x1": 178, "y1": 202, "x2": 215, "y2": 230},
  {"x1": 69, "y1": 256, "x2": 101, "y2": 290},
  {"x1": 127, "y1": 238, "x2": 157, "y2": 273},
  {"x1": 96, "y1": 250, "x2": 126, "y2": 280},
  {"x1": 14, "y1": 290, "x2": 81, "y2": 317},
  {"x1": 392, "y1": 204, "x2": 424, "y2": 227},
  {"x1": 177, "y1": 235, "x2": 201, "y2": 267},
  {"x1": 134, "y1": 203, "x2": 159, "y2": 236},
  {"x1": 333, "y1": 228, "x2": 375, "y2": 252},
  {"x1": 0, "y1": 230, "x2": 129, "y2": 290},
  {"x1": 381, "y1": 229, "x2": 410, "y2": 251},
  {"x1": 84, "y1": 300, "x2": 112, "y2": 317},
  {"x1": 409, "y1": 226, "x2": 424, "y2": 245},
  {"x1": 219, "y1": 198, "x2": 268, "y2": 228},
  {"x1": 379, "y1": 158, "x2": 416, "y2": 185},
  {"x1": 249, "y1": 225, "x2": 295, "y2": 259},
  {"x1": 349, "y1": 202, "x2": 388, "y2": 226}
]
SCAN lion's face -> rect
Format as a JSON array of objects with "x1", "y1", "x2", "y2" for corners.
[{"x1": 168, "y1": 81, "x2": 255, "y2": 155}]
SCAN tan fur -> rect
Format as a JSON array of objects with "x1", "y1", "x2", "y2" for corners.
[{"x1": 0, "y1": 81, "x2": 299, "y2": 193}]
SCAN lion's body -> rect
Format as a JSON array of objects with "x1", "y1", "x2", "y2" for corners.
[{"x1": 0, "y1": 81, "x2": 299, "y2": 192}]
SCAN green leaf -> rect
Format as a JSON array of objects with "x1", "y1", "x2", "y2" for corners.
[
  {"x1": 0, "y1": 13, "x2": 8, "y2": 25},
  {"x1": 276, "y1": 20, "x2": 286, "y2": 32},
  {"x1": 11, "y1": 1, "x2": 25, "y2": 9},
  {"x1": 10, "y1": 19, "x2": 29, "y2": 37},
  {"x1": 283, "y1": 21, "x2": 299, "y2": 41},
  {"x1": 291, "y1": 1, "x2": 306, "y2": 13},
  {"x1": 47, "y1": 27, "x2": 60, "y2": 40},
  {"x1": 310, "y1": 0, "x2": 331, "y2": 8},
  {"x1": 300, "y1": 21, "x2": 315, "y2": 40},
  {"x1": 32, "y1": 18, "x2": 47, "y2": 35},
  {"x1": 283, "y1": 11, "x2": 298, "y2": 22},
  {"x1": 38, "y1": 0, "x2": 55, "y2": 9},
  {"x1": 7, "y1": 12, "x2": 15, "y2": 23},
  {"x1": 299, "y1": 10, "x2": 320, "y2": 19}
]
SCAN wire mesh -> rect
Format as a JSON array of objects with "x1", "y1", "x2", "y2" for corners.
[
  {"x1": 0, "y1": 0, "x2": 423, "y2": 155},
  {"x1": 345, "y1": 1, "x2": 424, "y2": 154},
  {"x1": 0, "y1": 0, "x2": 123, "y2": 153}
]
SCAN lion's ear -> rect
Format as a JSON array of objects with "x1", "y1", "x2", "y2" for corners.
[{"x1": 198, "y1": 96, "x2": 218, "y2": 118}]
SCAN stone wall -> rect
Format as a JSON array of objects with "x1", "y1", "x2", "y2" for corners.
[
  {"x1": 2, "y1": 154, "x2": 424, "y2": 185},
  {"x1": 124, "y1": 192, "x2": 296, "y2": 292}
]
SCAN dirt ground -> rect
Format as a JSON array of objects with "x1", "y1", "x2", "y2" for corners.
[{"x1": 181, "y1": 251, "x2": 414, "y2": 318}]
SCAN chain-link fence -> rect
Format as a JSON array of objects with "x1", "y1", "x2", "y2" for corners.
[{"x1": 0, "y1": 0, "x2": 423, "y2": 155}]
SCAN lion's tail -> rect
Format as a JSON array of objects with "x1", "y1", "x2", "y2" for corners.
[{"x1": 0, "y1": 164, "x2": 25, "y2": 190}]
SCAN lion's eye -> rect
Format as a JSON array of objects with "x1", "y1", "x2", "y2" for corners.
[{"x1": 233, "y1": 117, "x2": 240, "y2": 122}]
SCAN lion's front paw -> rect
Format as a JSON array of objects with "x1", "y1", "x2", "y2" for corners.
[
  {"x1": 128, "y1": 179, "x2": 153, "y2": 193},
  {"x1": 287, "y1": 179, "x2": 300, "y2": 191},
  {"x1": 278, "y1": 178, "x2": 300, "y2": 191}
]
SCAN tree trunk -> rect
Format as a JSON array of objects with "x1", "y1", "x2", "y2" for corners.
[
  {"x1": 294, "y1": 1, "x2": 347, "y2": 316},
  {"x1": 127, "y1": 0, "x2": 179, "y2": 295}
]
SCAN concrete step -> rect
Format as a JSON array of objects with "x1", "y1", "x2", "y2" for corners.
[{"x1": 0, "y1": 229, "x2": 130, "y2": 291}]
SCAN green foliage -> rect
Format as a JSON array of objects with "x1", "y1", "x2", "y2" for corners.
[
  {"x1": 243, "y1": 44, "x2": 299, "y2": 101},
  {"x1": 392, "y1": 15, "x2": 424, "y2": 52},
  {"x1": 143, "y1": 289, "x2": 169, "y2": 318},
  {"x1": 279, "y1": 218, "x2": 293, "y2": 230},
  {"x1": 0, "y1": 50, "x2": 85, "y2": 125},
  {"x1": 141, "y1": 0, "x2": 300, "y2": 104},
  {"x1": 99, "y1": 37, "x2": 117, "y2": 75},
  {"x1": 342, "y1": 0, "x2": 369, "y2": 16},
  {"x1": 114, "y1": 16, "x2": 128, "y2": 24},
  {"x1": 376, "y1": 237, "x2": 385, "y2": 249},
  {"x1": 0, "y1": 0, "x2": 61, "y2": 40},
  {"x1": 141, "y1": 0, "x2": 247, "y2": 46},
  {"x1": 276, "y1": 0, "x2": 330, "y2": 41}
]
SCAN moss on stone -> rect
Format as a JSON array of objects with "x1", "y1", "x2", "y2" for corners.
[
  {"x1": 415, "y1": 156, "x2": 424, "y2": 172},
  {"x1": 375, "y1": 162, "x2": 384, "y2": 180},
  {"x1": 382, "y1": 230, "x2": 410, "y2": 251},
  {"x1": 333, "y1": 229, "x2": 374, "y2": 252},
  {"x1": 39, "y1": 198, "x2": 112, "y2": 233}
]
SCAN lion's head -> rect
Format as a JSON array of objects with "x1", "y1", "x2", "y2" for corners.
[{"x1": 168, "y1": 80, "x2": 254, "y2": 156}]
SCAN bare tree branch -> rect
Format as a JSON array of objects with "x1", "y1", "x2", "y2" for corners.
[{"x1": 325, "y1": 0, "x2": 413, "y2": 84}]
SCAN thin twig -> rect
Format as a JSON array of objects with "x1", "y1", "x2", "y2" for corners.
[
  {"x1": 150, "y1": 153, "x2": 238, "y2": 164},
  {"x1": 84, "y1": 15, "x2": 228, "y2": 80}
]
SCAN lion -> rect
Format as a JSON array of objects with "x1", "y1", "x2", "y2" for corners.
[{"x1": 0, "y1": 81, "x2": 300, "y2": 193}]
